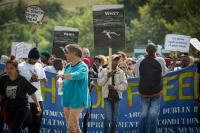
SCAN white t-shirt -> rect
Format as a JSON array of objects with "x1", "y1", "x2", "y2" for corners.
[
  {"x1": 18, "y1": 61, "x2": 46, "y2": 103},
  {"x1": 44, "y1": 66, "x2": 57, "y2": 73},
  {"x1": 135, "y1": 56, "x2": 167, "y2": 78}
]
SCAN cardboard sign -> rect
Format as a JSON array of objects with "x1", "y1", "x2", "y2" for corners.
[
  {"x1": 25, "y1": 5, "x2": 45, "y2": 24},
  {"x1": 190, "y1": 38, "x2": 200, "y2": 51},
  {"x1": 164, "y1": 34, "x2": 190, "y2": 52},
  {"x1": 52, "y1": 26, "x2": 79, "y2": 59},
  {"x1": 11, "y1": 42, "x2": 32, "y2": 58},
  {"x1": 157, "y1": 45, "x2": 162, "y2": 55},
  {"x1": 93, "y1": 5, "x2": 125, "y2": 48}
]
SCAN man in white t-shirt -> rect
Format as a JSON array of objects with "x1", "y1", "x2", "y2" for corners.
[{"x1": 18, "y1": 48, "x2": 47, "y2": 133}]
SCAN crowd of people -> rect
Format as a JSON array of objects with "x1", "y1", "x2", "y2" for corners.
[{"x1": 0, "y1": 43, "x2": 199, "y2": 133}]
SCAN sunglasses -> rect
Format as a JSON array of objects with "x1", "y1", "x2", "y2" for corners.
[
  {"x1": 128, "y1": 63, "x2": 133, "y2": 66},
  {"x1": 119, "y1": 66, "x2": 126, "y2": 69}
]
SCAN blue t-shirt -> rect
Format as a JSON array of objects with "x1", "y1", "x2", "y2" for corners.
[{"x1": 62, "y1": 61, "x2": 91, "y2": 109}]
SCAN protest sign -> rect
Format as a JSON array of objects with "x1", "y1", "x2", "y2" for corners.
[
  {"x1": 190, "y1": 38, "x2": 200, "y2": 51},
  {"x1": 164, "y1": 34, "x2": 190, "y2": 52},
  {"x1": 25, "y1": 5, "x2": 45, "y2": 24},
  {"x1": 11, "y1": 42, "x2": 32, "y2": 59},
  {"x1": 157, "y1": 45, "x2": 162, "y2": 55},
  {"x1": 93, "y1": 5, "x2": 125, "y2": 48},
  {"x1": 52, "y1": 26, "x2": 79, "y2": 59}
]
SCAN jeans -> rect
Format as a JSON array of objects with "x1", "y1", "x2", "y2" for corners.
[
  {"x1": 139, "y1": 96, "x2": 161, "y2": 133},
  {"x1": 6, "y1": 107, "x2": 32, "y2": 133},
  {"x1": 103, "y1": 98, "x2": 120, "y2": 133}
]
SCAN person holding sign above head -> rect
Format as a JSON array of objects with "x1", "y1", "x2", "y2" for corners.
[
  {"x1": 58, "y1": 44, "x2": 91, "y2": 133},
  {"x1": 98, "y1": 54, "x2": 127, "y2": 133},
  {"x1": 18, "y1": 48, "x2": 47, "y2": 133},
  {"x1": 135, "y1": 43, "x2": 167, "y2": 133}
]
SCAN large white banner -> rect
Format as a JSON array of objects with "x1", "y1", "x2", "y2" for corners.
[{"x1": 164, "y1": 34, "x2": 190, "y2": 52}]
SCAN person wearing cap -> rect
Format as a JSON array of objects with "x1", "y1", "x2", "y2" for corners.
[
  {"x1": 59, "y1": 44, "x2": 91, "y2": 133},
  {"x1": 117, "y1": 51, "x2": 127, "y2": 62},
  {"x1": 98, "y1": 54, "x2": 127, "y2": 133},
  {"x1": 18, "y1": 48, "x2": 47, "y2": 133},
  {"x1": 40, "y1": 51, "x2": 50, "y2": 67},
  {"x1": 135, "y1": 43, "x2": 167, "y2": 133}
]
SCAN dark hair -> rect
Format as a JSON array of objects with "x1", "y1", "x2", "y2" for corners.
[
  {"x1": 65, "y1": 44, "x2": 82, "y2": 58},
  {"x1": 54, "y1": 58, "x2": 63, "y2": 71},
  {"x1": 6, "y1": 56, "x2": 19, "y2": 71},
  {"x1": 28, "y1": 48, "x2": 40, "y2": 59},
  {"x1": 146, "y1": 43, "x2": 157, "y2": 54}
]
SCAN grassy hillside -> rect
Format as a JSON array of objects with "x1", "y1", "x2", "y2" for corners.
[{"x1": 0, "y1": 0, "x2": 109, "y2": 10}]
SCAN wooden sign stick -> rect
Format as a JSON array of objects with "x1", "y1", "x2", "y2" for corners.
[{"x1": 109, "y1": 47, "x2": 112, "y2": 84}]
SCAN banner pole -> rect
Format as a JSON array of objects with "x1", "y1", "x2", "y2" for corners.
[{"x1": 109, "y1": 47, "x2": 112, "y2": 84}]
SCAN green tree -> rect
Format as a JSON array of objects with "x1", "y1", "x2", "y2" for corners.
[
  {"x1": 127, "y1": 4, "x2": 168, "y2": 50},
  {"x1": 0, "y1": 0, "x2": 66, "y2": 55}
]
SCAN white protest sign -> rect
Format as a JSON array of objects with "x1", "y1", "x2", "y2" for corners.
[
  {"x1": 15, "y1": 42, "x2": 24, "y2": 58},
  {"x1": 164, "y1": 34, "x2": 190, "y2": 52},
  {"x1": 190, "y1": 38, "x2": 200, "y2": 51},
  {"x1": 25, "y1": 5, "x2": 44, "y2": 24},
  {"x1": 157, "y1": 45, "x2": 162, "y2": 55},
  {"x1": 11, "y1": 42, "x2": 32, "y2": 58}
]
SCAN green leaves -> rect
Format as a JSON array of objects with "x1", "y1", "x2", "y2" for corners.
[{"x1": 0, "y1": 0, "x2": 200, "y2": 56}]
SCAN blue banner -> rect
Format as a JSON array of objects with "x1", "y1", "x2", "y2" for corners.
[{"x1": 1, "y1": 64, "x2": 199, "y2": 133}]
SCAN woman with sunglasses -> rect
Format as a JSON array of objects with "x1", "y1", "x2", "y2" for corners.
[
  {"x1": 118, "y1": 61, "x2": 129, "y2": 78},
  {"x1": 0, "y1": 56, "x2": 41, "y2": 133},
  {"x1": 126, "y1": 58, "x2": 137, "y2": 78}
]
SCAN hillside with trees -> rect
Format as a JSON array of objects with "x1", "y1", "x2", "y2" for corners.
[{"x1": 0, "y1": 0, "x2": 199, "y2": 55}]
